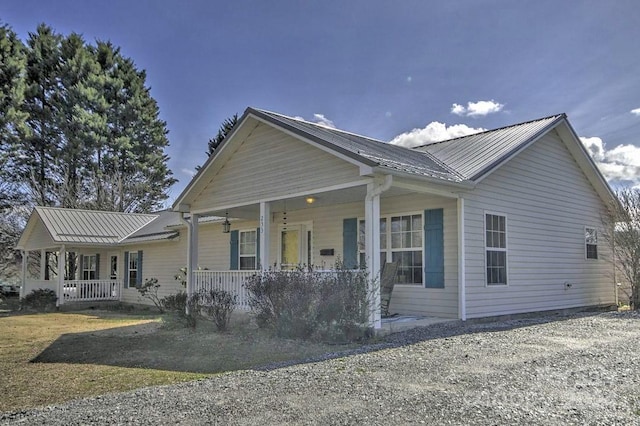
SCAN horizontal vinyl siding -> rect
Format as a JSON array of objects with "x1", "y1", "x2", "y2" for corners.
[
  {"x1": 192, "y1": 123, "x2": 363, "y2": 211},
  {"x1": 120, "y1": 237, "x2": 188, "y2": 305},
  {"x1": 23, "y1": 220, "x2": 56, "y2": 251},
  {"x1": 463, "y1": 132, "x2": 614, "y2": 318}
]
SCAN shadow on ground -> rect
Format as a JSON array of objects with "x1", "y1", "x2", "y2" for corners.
[{"x1": 31, "y1": 308, "x2": 617, "y2": 374}]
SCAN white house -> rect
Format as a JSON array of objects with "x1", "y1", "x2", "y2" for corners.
[{"x1": 17, "y1": 107, "x2": 617, "y2": 329}]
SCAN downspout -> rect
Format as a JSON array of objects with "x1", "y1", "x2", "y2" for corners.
[
  {"x1": 179, "y1": 212, "x2": 193, "y2": 312},
  {"x1": 20, "y1": 250, "x2": 27, "y2": 299},
  {"x1": 457, "y1": 196, "x2": 466, "y2": 321}
]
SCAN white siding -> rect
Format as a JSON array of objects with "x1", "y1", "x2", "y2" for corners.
[
  {"x1": 22, "y1": 219, "x2": 56, "y2": 251},
  {"x1": 191, "y1": 123, "x2": 363, "y2": 212},
  {"x1": 463, "y1": 132, "x2": 615, "y2": 318}
]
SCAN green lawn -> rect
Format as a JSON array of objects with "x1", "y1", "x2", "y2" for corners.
[{"x1": 0, "y1": 306, "x2": 351, "y2": 412}]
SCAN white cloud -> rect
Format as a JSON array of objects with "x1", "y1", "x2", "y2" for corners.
[
  {"x1": 580, "y1": 136, "x2": 640, "y2": 186},
  {"x1": 181, "y1": 168, "x2": 196, "y2": 178},
  {"x1": 312, "y1": 113, "x2": 336, "y2": 128},
  {"x1": 631, "y1": 108, "x2": 640, "y2": 116},
  {"x1": 390, "y1": 121, "x2": 485, "y2": 148},
  {"x1": 451, "y1": 100, "x2": 504, "y2": 117}
]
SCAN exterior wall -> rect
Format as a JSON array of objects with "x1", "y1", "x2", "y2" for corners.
[
  {"x1": 22, "y1": 219, "x2": 56, "y2": 251},
  {"x1": 191, "y1": 123, "x2": 364, "y2": 212},
  {"x1": 462, "y1": 132, "x2": 615, "y2": 318},
  {"x1": 197, "y1": 193, "x2": 459, "y2": 318}
]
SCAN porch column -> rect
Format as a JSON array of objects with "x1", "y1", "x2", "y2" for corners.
[
  {"x1": 20, "y1": 250, "x2": 27, "y2": 299},
  {"x1": 259, "y1": 202, "x2": 271, "y2": 270},
  {"x1": 57, "y1": 245, "x2": 65, "y2": 307},
  {"x1": 365, "y1": 183, "x2": 382, "y2": 330},
  {"x1": 40, "y1": 249, "x2": 46, "y2": 280},
  {"x1": 457, "y1": 196, "x2": 467, "y2": 321}
]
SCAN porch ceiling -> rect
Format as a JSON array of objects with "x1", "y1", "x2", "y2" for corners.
[{"x1": 206, "y1": 184, "x2": 421, "y2": 220}]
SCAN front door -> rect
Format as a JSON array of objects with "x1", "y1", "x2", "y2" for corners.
[
  {"x1": 109, "y1": 253, "x2": 119, "y2": 280},
  {"x1": 279, "y1": 223, "x2": 312, "y2": 269}
]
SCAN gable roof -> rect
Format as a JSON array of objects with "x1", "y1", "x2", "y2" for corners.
[
  {"x1": 252, "y1": 109, "x2": 464, "y2": 183},
  {"x1": 16, "y1": 207, "x2": 173, "y2": 249},
  {"x1": 413, "y1": 114, "x2": 566, "y2": 180},
  {"x1": 173, "y1": 107, "x2": 615, "y2": 210}
]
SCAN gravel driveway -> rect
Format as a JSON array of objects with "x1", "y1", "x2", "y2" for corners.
[{"x1": 2, "y1": 311, "x2": 639, "y2": 425}]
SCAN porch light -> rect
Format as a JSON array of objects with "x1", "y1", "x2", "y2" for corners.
[
  {"x1": 222, "y1": 212, "x2": 231, "y2": 233},
  {"x1": 305, "y1": 196, "x2": 315, "y2": 205}
]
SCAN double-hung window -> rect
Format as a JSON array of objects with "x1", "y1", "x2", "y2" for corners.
[
  {"x1": 82, "y1": 254, "x2": 97, "y2": 280},
  {"x1": 585, "y1": 227, "x2": 598, "y2": 259},
  {"x1": 128, "y1": 251, "x2": 139, "y2": 286},
  {"x1": 239, "y1": 230, "x2": 257, "y2": 270},
  {"x1": 358, "y1": 213, "x2": 423, "y2": 285},
  {"x1": 485, "y1": 213, "x2": 507, "y2": 285}
]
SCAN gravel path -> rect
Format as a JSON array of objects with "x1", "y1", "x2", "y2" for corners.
[{"x1": 3, "y1": 311, "x2": 639, "y2": 425}]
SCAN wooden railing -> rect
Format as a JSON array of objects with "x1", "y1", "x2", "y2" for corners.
[
  {"x1": 192, "y1": 270, "x2": 258, "y2": 310},
  {"x1": 63, "y1": 280, "x2": 121, "y2": 302}
]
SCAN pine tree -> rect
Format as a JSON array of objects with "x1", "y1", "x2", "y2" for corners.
[{"x1": 207, "y1": 113, "x2": 238, "y2": 157}]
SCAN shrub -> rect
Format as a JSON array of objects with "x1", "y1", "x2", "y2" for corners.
[
  {"x1": 185, "y1": 292, "x2": 201, "y2": 329},
  {"x1": 244, "y1": 263, "x2": 376, "y2": 342},
  {"x1": 161, "y1": 291, "x2": 187, "y2": 314},
  {"x1": 200, "y1": 289, "x2": 237, "y2": 331},
  {"x1": 21, "y1": 288, "x2": 57, "y2": 311},
  {"x1": 136, "y1": 278, "x2": 164, "y2": 313}
]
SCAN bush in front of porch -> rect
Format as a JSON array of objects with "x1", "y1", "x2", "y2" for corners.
[{"x1": 244, "y1": 263, "x2": 376, "y2": 342}]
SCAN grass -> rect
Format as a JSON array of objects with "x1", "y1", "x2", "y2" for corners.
[{"x1": 0, "y1": 300, "x2": 354, "y2": 413}]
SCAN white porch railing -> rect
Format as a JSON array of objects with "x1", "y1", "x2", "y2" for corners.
[
  {"x1": 192, "y1": 270, "x2": 258, "y2": 310},
  {"x1": 63, "y1": 280, "x2": 121, "y2": 303}
]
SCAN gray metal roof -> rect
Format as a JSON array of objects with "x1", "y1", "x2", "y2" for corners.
[
  {"x1": 122, "y1": 210, "x2": 180, "y2": 242},
  {"x1": 34, "y1": 206, "x2": 158, "y2": 245},
  {"x1": 414, "y1": 114, "x2": 566, "y2": 180},
  {"x1": 251, "y1": 108, "x2": 465, "y2": 183}
]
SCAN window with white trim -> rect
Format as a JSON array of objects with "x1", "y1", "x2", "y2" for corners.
[
  {"x1": 358, "y1": 214, "x2": 423, "y2": 285},
  {"x1": 82, "y1": 254, "x2": 97, "y2": 280},
  {"x1": 485, "y1": 213, "x2": 507, "y2": 285},
  {"x1": 128, "y1": 251, "x2": 138, "y2": 286},
  {"x1": 585, "y1": 227, "x2": 598, "y2": 259},
  {"x1": 239, "y1": 230, "x2": 257, "y2": 270}
]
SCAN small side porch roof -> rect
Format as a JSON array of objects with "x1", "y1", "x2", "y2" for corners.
[{"x1": 16, "y1": 207, "x2": 177, "y2": 251}]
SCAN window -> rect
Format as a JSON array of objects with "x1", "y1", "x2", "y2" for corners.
[
  {"x1": 391, "y1": 215, "x2": 423, "y2": 285},
  {"x1": 82, "y1": 254, "x2": 97, "y2": 280},
  {"x1": 485, "y1": 214, "x2": 507, "y2": 285},
  {"x1": 128, "y1": 251, "x2": 138, "y2": 287},
  {"x1": 586, "y1": 227, "x2": 598, "y2": 259},
  {"x1": 239, "y1": 230, "x2": 257, "y2": 270},
  {"x1": 358, "y1": 214, "x2": 423, "y2": 285}
]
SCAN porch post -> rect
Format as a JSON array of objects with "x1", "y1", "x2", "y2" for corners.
[
  {"x1": 185, "y1": 214, "x2": 199, "y2": 299},
  {"x1": 57, "y1": 245, "x2": 65, "y2": 307},
  {"x1": 365, "y1": 183, "x2": 382, "y2": 329},
  {"x1": 457, "y1": 196, "x2": 467, "y2": 321},
  {"x1": 40, "y1": 249, "x2": 46, "y2": 280},
  {"x1": 20, "y1": 250, "x2": 27, "y2": 299},
  {"x1": 259, "y1": 202, "x2": 271, "y2": 270}
]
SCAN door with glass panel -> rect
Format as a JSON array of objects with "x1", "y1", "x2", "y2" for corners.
[{"x1": 279, "y1": 224, "x2": 312, "y2": 269}]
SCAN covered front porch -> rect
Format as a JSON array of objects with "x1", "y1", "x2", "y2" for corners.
[{"x1": 180, "y1": 176, "x2": 467, "y2": 329}]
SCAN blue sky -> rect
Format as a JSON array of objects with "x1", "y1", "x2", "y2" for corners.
[{"x1": 3, "y1": 0, "x2": 640, "y2": 201}]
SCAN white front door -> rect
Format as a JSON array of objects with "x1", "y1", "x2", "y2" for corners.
[{"x1": 279, "y1": 223, "x2": 313, "y2": 269}]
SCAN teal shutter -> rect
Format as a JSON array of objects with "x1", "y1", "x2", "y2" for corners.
[
  {"x1": 343, "y1": 218, "x2": 358, "y2": 269},
  {"x1": 95, "y1": 254, "x2": 100, "y2": 279},
  {"x1": 230, "y1": 230, "x2": 239, "y2": 270},
  {"x1": 137, "y1": 251, "x2": 143, "y2": 286},
  {"x1": 424, "y1": 209, "x2": 444, "y2": 288},
  {"x1": 123, "y1": 251, "x2": 129, "y2": 288},
  {"x1": 255, "y1": 228, "x2": 261, "y2": 269},
  {"x1": 78, "y1": 254, "x2": 84, "y2": 280}
]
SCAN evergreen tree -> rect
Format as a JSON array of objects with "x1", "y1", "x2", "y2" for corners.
[
  {"x1": 207, "y1": 113, "x2": 238, "y2": 157},
  {"x1": 0, "y1": 24, "x2": 27, "y2": 208}
]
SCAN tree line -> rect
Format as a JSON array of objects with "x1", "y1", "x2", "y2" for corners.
[{"x1": 0, "y1": 23, "x2": 176, "y2": 213}]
